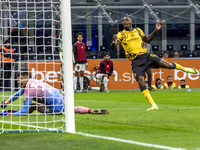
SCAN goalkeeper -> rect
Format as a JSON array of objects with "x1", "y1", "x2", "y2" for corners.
[{"x1": 0, "y1": 70, "x2": 109, "y2": 116}]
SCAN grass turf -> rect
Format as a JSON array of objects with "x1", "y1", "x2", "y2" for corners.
[{"x1": 0, "y1": 89, "x2": 200, "y2": 149}]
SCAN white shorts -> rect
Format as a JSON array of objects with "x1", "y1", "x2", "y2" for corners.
[
  {"x1": 75, "y1": 63, "x2": 85, "y2": 72},
  {"x1": 96, "y1": 73, "x2": 108, "y2": 84}
]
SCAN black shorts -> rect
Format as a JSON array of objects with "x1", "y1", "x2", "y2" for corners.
[{"x1": 131, "y1": 53, "x2": 161, "y2": 79}]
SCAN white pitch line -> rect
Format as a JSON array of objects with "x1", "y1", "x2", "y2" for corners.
[{"x1": 75, "y1": 132, "x2": 186, "y2": 150}]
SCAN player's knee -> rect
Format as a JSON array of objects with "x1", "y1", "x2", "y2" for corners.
[
  {"x1": 168, "y1": 63, "x2": 174, "y2": 69},
  {"x1": 80, "y1": 72, "x2": 84, "y2": 77},
  {"x1": 137, "y1": 76, "x2": 146, "y2": 87},
  {"x1": 74, "y1": 106, "x2": 85, "y2": 114},
  {"x1": 75, "y1": 72, "x2": 79, "y2": 77},
  {"x1": 104, "y1": 74, "x2": 108, "y2": 77},
  {"x1": 74, "y1": 106, "x2": 79, "y2": 112},
  {"x1": 100, "y1": 84, "x2": 105, "y2": 92}
]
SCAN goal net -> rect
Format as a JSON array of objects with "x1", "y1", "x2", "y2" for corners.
[{"x1": 0, "y1": 0, "x2": 67, "y2": 133}]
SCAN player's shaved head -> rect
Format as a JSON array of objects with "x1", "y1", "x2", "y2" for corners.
[
  {"x1": 122, "y1": 16, "x2": 133, "y2": 31},
  {"x1": 124, "y1": 16, "x2": 132, "y2": 22}
]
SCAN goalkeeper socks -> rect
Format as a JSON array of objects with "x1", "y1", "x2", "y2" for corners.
[
  {"x1": 79, "y1": 77, "x2": 84, "y2": 90},
  {"x1": 141, "y1": 86, "x2": 156, "y2": 105},
  {"x1": 73, "y1": 76, "x2": 78, "y2": 90},
  {"x1": 74, "y1": 106, "x2": 91, "y2": 114},
  {"x1": 171, "y1": 62, "x2": 186, "y2": 71},
  {"x1": 103, "y1": 76, "x2": 108, "y2": 89}
]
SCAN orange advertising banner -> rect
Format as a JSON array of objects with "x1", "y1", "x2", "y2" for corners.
[
  {"x1": 86, "y1": 58, "x2": 200, "y2": 89},
  {"x1": 27, "y1": 61, "x2": 62, "y2": 89},
  {"x1": 27, "y1": 58, "x2": 200, "y2": 90}
]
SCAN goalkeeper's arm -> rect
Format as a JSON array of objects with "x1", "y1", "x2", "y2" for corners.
[
  {"x1": 1, "y1": 89, "x2": 25, "y2": 108},
  {"x1": 9, "y1": 97, "x2": 32, "y2": 116}
]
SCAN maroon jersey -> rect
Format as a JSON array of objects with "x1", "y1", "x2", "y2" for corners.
[
  {"x1": 97, "y1": 59, "x2": 113, "y2": 75},
  {"x1": 75, "y1": 42, "x2": 86, "y2": 62}
]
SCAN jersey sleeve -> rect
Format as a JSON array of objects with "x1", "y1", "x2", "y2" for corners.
[
  {"x1": 117, "y1": 32, "x2": 122, "y2": 43},
  {"x1": 11, "y1": 97, "x2": 33, "y2": 116},
  {"x1": 137, "y1": 28, "x2": 145, "y2": 38},
  {"x1": 8, "y1": 88, "x2": 25, "y2": 103}
]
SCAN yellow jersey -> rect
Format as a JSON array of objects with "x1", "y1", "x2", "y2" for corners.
[
  {"x1": 152, "y1": 85, "x2": 164, "y2": 89},
  {"x1": 164, "y1": 83, "x2": 176, "y2": 89},
  {"x1": 117, "y1": 28, "x2": 147, "y2": 60},
  {"x1": 178, "y1": 85, "x2": 189, "y2": 89}
]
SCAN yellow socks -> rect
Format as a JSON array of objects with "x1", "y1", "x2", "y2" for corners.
[
  {"x1": 141, "y1": 88, "x2": 156, "y2": 105},
  {"x1": 172, "y1": 62, "x2": 185, "y2": 71}
]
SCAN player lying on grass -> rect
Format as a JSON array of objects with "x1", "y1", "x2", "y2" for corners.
[
  {"x1": 111, "y1": 16, "x2": 198, "y2": 111},
  {"x1": 0, "y1": 71, "x2": 109, "y2": 116}
]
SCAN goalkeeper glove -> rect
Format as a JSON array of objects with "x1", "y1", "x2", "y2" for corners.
[
  {"x1": 0, "y1": 110, "x2": 8, "y2": 116},
  {"x1": 1, "y1": 100, "x2": 10, "y2": 109}
]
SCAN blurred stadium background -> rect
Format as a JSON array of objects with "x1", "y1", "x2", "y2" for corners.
[{"x1": 71, "y1": 0, "x2": 200, "y2": 58}]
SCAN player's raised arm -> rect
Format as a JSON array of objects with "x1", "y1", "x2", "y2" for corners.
[
  {"x1": 110, "y1": 34, "x2": 119, "y2": 50},
  {"x1": 142, "y1": 19, "x2": 162, "y2": 43},
  {"x1": 1, "y1": 88, "x2": 25, "y2": 109}
]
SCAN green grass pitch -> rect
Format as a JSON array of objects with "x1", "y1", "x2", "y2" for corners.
[{"x1": 0, "y1": 89, "x2": 200, "y2": 150}]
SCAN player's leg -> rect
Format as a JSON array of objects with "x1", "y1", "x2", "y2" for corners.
[
  {"x1": 28, "y1": 103, "x2": 37, "y2": 114},
  {"x1": 145, "y1": 67, "x2": 153, "y2": 90},
  {"x1": 103, "y1": 74, "x2": 109, "y2": 93},
  {"x1": 74, "y1": 106, "x2": 110, "y2": 114},
  {"x1": 80, "y1": 71, "x2": 85, "y2": 92},
  {"x1": 28, "y1": 102, "x2": 55, "y2": 115},
  {"x1": 7, "y1": 110, "x2": 18, "y2": 113},
  {"x1": 132, "y1": 55, "x2": 158, "y2": 110},
  {"x1": 74, "y1": 64, "x2": 80, "y2": 93},
  {"x1": 99, "y1": 84, "x2": 105, "y2": 92},
  {"x1": 6, "y1": 98, "x2": 39, "y2": 114},
  {"x1": 158, "y1": 59, "x2": 198, "y2": 74},
  {"x1": 96, "y1": 73, "x2": 104, "y2": 92},
  {"x1": 136, "y1": 75, "x2": 158, "y2": 111},
  {"x1": 96, "y1": 73, "x2": 108, "y2": 92},
  {"x1": 30, "y1": 98, "x2": 54, "y2": 114},
  {"x1": 79, "y1": 64, "x2": 86, "y2": 92}
]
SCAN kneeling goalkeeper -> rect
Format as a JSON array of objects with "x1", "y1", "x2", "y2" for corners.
[{"x1": 0, "y1": 70, "x2": 109, "y2": 116}]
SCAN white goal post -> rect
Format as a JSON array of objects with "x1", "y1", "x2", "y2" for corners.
[{"x1": 61, "y1": 0, "x2": 75, "y2": 133}]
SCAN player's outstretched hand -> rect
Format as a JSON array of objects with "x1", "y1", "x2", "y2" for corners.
[
  {"x1": 0, "y1": 110, "x2": 8, "y2": 116},
  {"x1": 1, "y1": 100, "x2": 7, "y2": 109},
  {"x1": 156, "y1": 19, "x2": 162, "y2": 30}
]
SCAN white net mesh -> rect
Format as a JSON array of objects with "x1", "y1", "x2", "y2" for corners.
[{"x1": 0, "y1": 0, "x2": 64, "y2": 133}]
